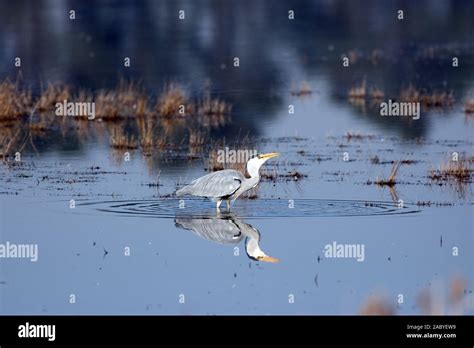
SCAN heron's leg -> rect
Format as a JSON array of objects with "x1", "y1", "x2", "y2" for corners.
[
  {"x1": 226, "y1": 199, "x2": 231, "y2": 211},
  {"x1": 216, "y1": 199, "x2": 222, "y2": 210}
]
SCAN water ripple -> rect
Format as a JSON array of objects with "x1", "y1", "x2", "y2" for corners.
[{"x1": 78, "y1": 198, "x2": 420, "y2": 219}]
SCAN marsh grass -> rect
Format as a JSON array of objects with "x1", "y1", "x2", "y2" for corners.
[
  {"x1": 0, "y1": 77, "x2": 234, "y2": 162},
  {"x1": 1, "y1": 77, "x2": 231, "y2": 127},
  {"x1": 371, "y1": 161, "x2": 401, "y2": 186},
  {"x1": 464, "y1": 98, "x2": 474, "y2": 114},
  {"x1": 136, "y1": 116, "x2": 155, "y2": 154},
  {"x1": 369, "y1": 86, "x2": 385, "y2": 99},
  {"x1": 197, "y1": 92, "x2": 232, "y2": 116},
  {"x1": 0, "y1": 79, "x2": 31, "y2": 120},
  {"x1": 109, "y1": 124, "x2": 138, "y2": 149},
  {"x1": 344, "y1": 131, "x2": 376, "y2": 141},
  {"x1": 347, "y1": 96, "x2": 366, "y2": 111},
  {"x1": 400, "y1": 85, "x2": 455, "y2": 107},
  {"x1": 206, "y1": 150, "x2": 224, "y2": 171},
  {"x1": 429, "y1": 158, "x2": 472, "y2": 183},
  {"x1": 347, "y1": 82, "x2": 455, "y2": 109},
  {"x1": 96, "y1": 80, "x2": 149, "y2": 120},
  {"x1": 291, "y1": 81, "x2": 312, "y2": 97},
  {"x1": 96, "y1": 90, "x2": 121, "y2": 119},
  {"x1": 348, "y1": 79, "x2": 366, "y2": 99},
  {"x1": 206, "y1": 148, "x2": 247, "y2": 174},
  {"x1": 28, "y1": 114, "x2": 53, "y2": 131},
  {"x1": 35, "y1": 83, "x2": 71, "y2": 112},
  {"x1": 156, "y1": 84, "x2": 189, "y2": 118},
  {"x1": 188, "y1": 129, "x2": 207, "y2": 147},
  {"x1": 206, "y1": 136, "x2": 254, "y2": 176},
  {"x1": 0, "y1": 127, "x2": 21, "y2": 159},
  {"x1": 370, "y1": 155, "x2": 380, "y2": 164},
  {"x1": 261, "y1": 168, "x2": 307, "y2": 182}
]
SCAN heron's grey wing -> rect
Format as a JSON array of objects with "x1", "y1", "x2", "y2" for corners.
[
  {"x1": 185, "y1": 170, "x2": 245, "y2": 198},
  {"x1": 174, "y1": 217, "x2": 244, "y2": 244}
]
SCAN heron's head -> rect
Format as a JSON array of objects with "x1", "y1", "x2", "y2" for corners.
[
  {"x1": 245, "y1": 234, "x2": 279, "y2": 263},
  {"x1": 247, "y1": 152, "x2": 279, "y2": 177}
]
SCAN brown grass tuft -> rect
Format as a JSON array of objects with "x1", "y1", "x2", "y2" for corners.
[
  {"x1": 35, "y1": 83, "x2": 71, "y2": 112},
  {"x1": 400, "y1": 85, "x2": 454, "y2": 107},
  {"x1": 345, "y1": 131, "x2": 375, "y2": 141},
  {"x1": 291, "y1": 81, "x2": 312, "y2": 97},
  {"x1": 464, "y1": 98, "x2": 474, "y2": 114},
  {"x1": 109, "y1": 124, "x2": 138, "y2": 149},
  {"x1": 205, "y1": 138, "x2": 254, "y2": 175},
  {"x1": 156, "y1": 84, "x2": 189, "y2": 118},
  {"x1": 348, "y1": 79, "x2": 366, "y2": 99},
  {"x1": 196, "y1": 93, "x2": 231, "y2": 116},
  {"x1": 429, "y1": 159, "x2": 472, "y2": 183},
  {"x1": 136, "y1": 116, "x2": 155, "y2": 153},
  {"x1": 189, "y1": 130, "x2": 207, "y2": 147},
  {"x1": 96, "y1": 81, "x2": 149, "y2": 120},
  {"x1": 373, "y1": 161, "x2": 401, "y2": 186},
  {"x1": 0, "y1": 127, "x2": 21, "y2": 159},
  {"x1": 0, "y1": 79, "x2": 31, "y2": 119},
  {"x1": 370, "y1": 86, "x2": 385, "y2": 99}
]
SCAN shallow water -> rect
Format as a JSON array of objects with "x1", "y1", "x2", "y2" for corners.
[
  {"x1": 1, "y1": 194, "x2": 471, "y2": 315},
  {"x1": 79, "y1": 198, "x2": 420, "y2": 218},
  {"x1": 0, "y1": 0, "x2": 473, "y2": 315}
]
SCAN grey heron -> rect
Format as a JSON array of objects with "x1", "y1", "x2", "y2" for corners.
[
  {"x1": 175, "y1": 214, "x2": 279, "y2": 263},
  {"x1": 176, "y1": 152, "x2": 279, "y2": 210}
]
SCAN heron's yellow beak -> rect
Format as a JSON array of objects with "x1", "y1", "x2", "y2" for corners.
[
  {"x1": 259, "y1": 255, "x2": 280, "y2": 263},
  {"x1": 260, "y1": 152, "x2": 280, "y2": 159}
]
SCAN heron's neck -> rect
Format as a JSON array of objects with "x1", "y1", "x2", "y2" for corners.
[
  {"x1": 246, "y1": 235, "x2": 265, "y2": 259},
  {"x1": 247, "y1": 163, "x2": 262, "y2": 179}
]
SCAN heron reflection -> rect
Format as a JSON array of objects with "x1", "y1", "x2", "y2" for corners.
[{"x1": 174, "y1": 213, "x2": 279, "y2": 263}]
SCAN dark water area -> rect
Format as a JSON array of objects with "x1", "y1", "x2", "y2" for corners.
[{"x1": 1, "y1": 0, "x2": 473, "y2": 141}]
